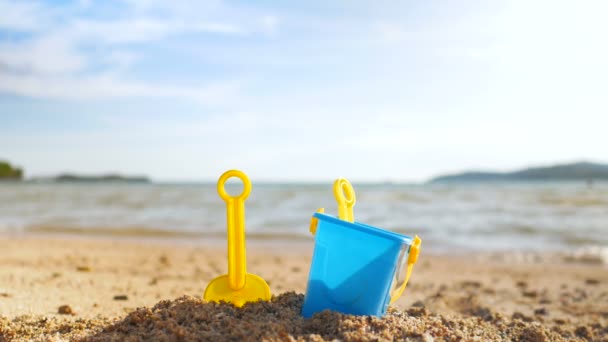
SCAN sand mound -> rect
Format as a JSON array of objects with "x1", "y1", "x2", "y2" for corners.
[{"x1": 3, "y1": 292, "x2": 600, "y2": 341}]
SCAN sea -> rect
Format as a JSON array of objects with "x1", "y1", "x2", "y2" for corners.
[{"x1": 1, "y1": 181, "x2": 607, "y2": 257}]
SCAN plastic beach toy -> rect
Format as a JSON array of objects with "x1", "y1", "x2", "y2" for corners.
[
  {"x1": 204, "y1": 170, "x2": 271, "y2": 307},
  {"x1": 302, "y1": 178, "x2": 421, "y2": 317}
]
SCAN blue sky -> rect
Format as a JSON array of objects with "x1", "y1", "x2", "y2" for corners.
[{"x1": 0, "y1": 0, "x2": 606, "y2": 182}]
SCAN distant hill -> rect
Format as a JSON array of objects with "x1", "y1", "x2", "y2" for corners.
[
  {"x1": 52, "y1": 173, "x2": 150, "y2": 183},
  {"x1": 0, "y1": 160, "x2": 23, "y2": 180},
  {"x1": 429, "y1": 162, "x2": 608, "y2": 183}
]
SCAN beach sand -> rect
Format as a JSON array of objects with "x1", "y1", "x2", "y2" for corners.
[{"x1": 1, "y1": 237, "x2": 607, "y2": 341}]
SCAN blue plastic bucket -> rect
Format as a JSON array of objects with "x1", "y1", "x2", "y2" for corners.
[{"x1": 302, "y1": 212, "x2": 415, "y2": 317}]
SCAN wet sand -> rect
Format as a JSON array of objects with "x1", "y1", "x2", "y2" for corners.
[{"x1": 1, "y1": 237, "x2": 607, "y2": 341}]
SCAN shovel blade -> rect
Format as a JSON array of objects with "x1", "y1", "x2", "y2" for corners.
[{"x1": 204, "y1": 274, "x2": 271, "y2": 307}]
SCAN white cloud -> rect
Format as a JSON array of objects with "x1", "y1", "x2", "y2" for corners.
[
  {"x1": 0, "y1": 0, "x2": 277, "y2": 100},
  {"x1": 103, "y1": 51, "x2": 139, "y2": 71},
  {"x1": 0, "y1": 0, "x2": 45, "y2": 31},
  {"x1": 72, "y1": 18, "x2": 175, "y2": 44},
  {"x1": 77, "y1": 0, "x2": 92, "y2": 9},
  {"x1": 492, "y1": 0, "x2": 608, "y2": 64},
  {"x1": 69, "y1": 18, "x2": 247, "y2": 45},
  {"x1": 259, "y1": 15, "x2": 279, "y2": 36},
  {"x1": 0, "y1": 71, "x2": 241, "y2": 102},
  {"x1": 0, "y1": 34, "x2": 87, "y2": 74},
  {"x1": 375, "y1": 23, "x2": 414, "y2": 44},
  {"x1": 193, "y1": 22, "x2": 246, "y2": 35},
  {"x1": 123, "y1": 0, "x2": 224, "y2": 14}
]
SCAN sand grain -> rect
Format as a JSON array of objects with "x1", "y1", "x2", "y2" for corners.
[{"x1": 1, "y1": 237, "x2": 607, "y2": 341}]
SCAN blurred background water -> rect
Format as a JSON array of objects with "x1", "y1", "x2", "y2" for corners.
[{"x1": 1, "y1": 181, "x2": 606, "y2": 253}]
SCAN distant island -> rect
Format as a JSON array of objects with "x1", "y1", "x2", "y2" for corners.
[
  {"x1": 430, "y1": 161, "x2": 608, "y2": 183},
  {"x1": 0, "y1": 160, "x2": 23, "y2": 180},
  {"x1": 1, "y1": 159, "x2": 151, "y2": 183},
  {"x1": 52, "y1": 173, "x2": 150, "y2": 183}
]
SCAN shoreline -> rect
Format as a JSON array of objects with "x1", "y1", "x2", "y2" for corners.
[{"x1": 2, "y1": 232, "x2": 607, "y2": 264}]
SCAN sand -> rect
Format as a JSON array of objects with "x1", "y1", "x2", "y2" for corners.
[{"x1": 1, "y1": 236, "x2": 607, "y2": 341}]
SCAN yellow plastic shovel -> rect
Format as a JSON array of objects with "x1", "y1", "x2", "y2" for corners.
[
  {"x1": 310, "y1": 178, "x2": 356, "y2": 235},
  {"x1": 204, "y1": 170, "x2": 271, "y2": 307},
  {"x1": 333, "y1": 178, "x2": 356, "y2": 223}
]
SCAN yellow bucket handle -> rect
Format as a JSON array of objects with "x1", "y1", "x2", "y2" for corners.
[
  {"x1": 217, "y1": 170, "x2": 252, "y2": 290},
  {"x1": 389, "y1": 235, "x2": 421, "y2": 304}
]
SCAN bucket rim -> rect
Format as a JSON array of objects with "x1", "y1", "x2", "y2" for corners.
[{"x1": 313, "y1": 212, "x2": 413, "y2": 244}]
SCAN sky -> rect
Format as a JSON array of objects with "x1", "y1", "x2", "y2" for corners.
[{"x1": 0, "y1": 0, "x2": 607, "y2": 182}]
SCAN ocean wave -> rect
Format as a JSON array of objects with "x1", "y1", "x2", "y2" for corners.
[
  {"x1": 2, "y1": 182, "x2": 608, "y2": 252},
  {"x1": 564, "y1": 245, "x2": 608, "y2": 265},
  {"x1": 537, "y1": 195, "x2": 608, "y2": 207}
]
